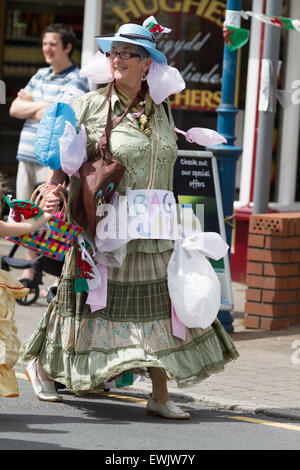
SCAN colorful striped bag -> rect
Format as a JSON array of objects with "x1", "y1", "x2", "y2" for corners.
[{"x1": 7, "y1": 184, "x2": 82, "y2": 261}]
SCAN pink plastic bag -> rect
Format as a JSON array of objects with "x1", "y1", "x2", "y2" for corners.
[
  {"x1": 171, "y1": 303, "x2": 186, "y2": 340},
  {"x1": 86, "y1": 263, "x2": 108, "y2": 311},
  {"x1": 174, "y1": 127, "x2": 227, "y2": 146}
]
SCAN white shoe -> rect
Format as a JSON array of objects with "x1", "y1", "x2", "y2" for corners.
[
  {"x1": 25, "y1": 358, "x2": 62, "y2": 402},
  {"x1": 146, "y1": 395, "x2": 190, "y2": 420}
]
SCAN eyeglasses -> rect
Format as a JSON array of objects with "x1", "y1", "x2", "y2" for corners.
[{"x1": 105, "y1": 51, "x2": 141, "y2": 60}]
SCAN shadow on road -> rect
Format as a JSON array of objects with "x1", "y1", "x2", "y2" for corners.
[
  {"x1": 0, "y1": 438, "x2": 74, "y2": 450},
  {"x1": 59, "y1": 391, "x2": 203, "y2": 425}
]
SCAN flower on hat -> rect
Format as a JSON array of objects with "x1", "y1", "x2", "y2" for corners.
[{"x1": 142, "y1": 16, "x2": 172, "y2": 34}]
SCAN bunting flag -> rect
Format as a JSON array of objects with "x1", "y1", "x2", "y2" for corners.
[
  {"x1": 243, "y1": 10, "x2": 300, "y2": 32},
  {"x1": 74, "y1": 236, "x2": 102, "y2": 293},
  {"x1": 223, "y1": 24, "x2": 249, "y2": 51},
  {"x1": 105, "y1": 370, "x2": 134, "y2": 388},
  {"x1": 104, "y1": 370, "x2": 145, "y2": 389}
]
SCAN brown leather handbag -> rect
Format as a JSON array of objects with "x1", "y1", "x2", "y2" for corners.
[{"x1": 72, "y1": 82, "x2": 143, "y2": 237}]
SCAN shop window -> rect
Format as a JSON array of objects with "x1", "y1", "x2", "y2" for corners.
[
  {"x1": 0, "y1": 0, "x2": 85, "y2": 174},
  {"x1": 102, "y1": 0, "x2": 251, "y2": 150}
]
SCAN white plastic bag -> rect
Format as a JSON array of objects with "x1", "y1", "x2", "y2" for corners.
[
  {"x1": 95, "y1": 192, "x2": 128, "y2": 267},
  {"x1": 94, "y1": 245, "x2": 127, "y2": 268},
  {"x1": 182, "y1": 232, "x2": 229, "y2": 260},
  {"x1": 79, "y1": 51, "x2": 114, "y2": 84},
  {"x1": 59, "y1": 121, "x2": 87, "y2": 176},
  {"x1": 147, "y1": 61, "x2": 185, "y2": 104},
  {"x1": 167, "y1": 241, "x2": 221, "y2": 329},
  {"x1": 56, "y1": 85, "x2": 86, "y2": 104}
]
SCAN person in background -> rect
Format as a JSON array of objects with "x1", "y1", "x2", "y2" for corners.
[
  {"x1": 0, "y1": 177, "x2": 61, "y2": 398},
  {"x1": 9, "y1": 23, "x2": 89, "y2": 285}
]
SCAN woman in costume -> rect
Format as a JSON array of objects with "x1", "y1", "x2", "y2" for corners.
[{"x1": 21, "y1": 19, "x2": 238, "y2": 419}]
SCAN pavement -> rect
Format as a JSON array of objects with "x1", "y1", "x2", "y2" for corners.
[{"x1": 1, "y1": 238, "x2": 300, "y2": 421}]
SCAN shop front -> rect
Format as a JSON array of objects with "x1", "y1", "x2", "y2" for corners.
[
  {"x1": 0, "y1": 0, "x2": 251, "y2": 183},
  {"x1": 233, "y1": 0, "x2": 300, "y2": 282},
  {"x1": 100, "y1": 0, "x2": 249, "y2": 148},
  {"x1": 0, "y1": 0, "x2": 85, "y2": 182}
]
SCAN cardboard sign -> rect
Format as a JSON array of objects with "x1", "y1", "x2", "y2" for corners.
[{"x1": 126, "y1": 189, "x2": 179, "y2": 240}]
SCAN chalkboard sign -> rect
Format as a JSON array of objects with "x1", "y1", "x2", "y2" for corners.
[{"x1": 173, "y1": 150, "x2": 233, "y2": 311}]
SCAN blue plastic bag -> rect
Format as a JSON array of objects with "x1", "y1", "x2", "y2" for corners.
[{"x1": 34, "y1": 102, "x2": 77, "y2": 170}]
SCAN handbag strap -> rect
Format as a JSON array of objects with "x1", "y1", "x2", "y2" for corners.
[{"x1": 95, "y1": 82, "x2": 145, "y2": 159}]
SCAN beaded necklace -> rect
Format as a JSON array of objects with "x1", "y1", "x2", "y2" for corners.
[{"x1": 115, "y1": 83, "x2": 153, "y2": 136}]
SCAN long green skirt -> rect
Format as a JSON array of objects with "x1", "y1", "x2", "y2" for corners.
[{"x1": 20, "y1": 245, "x2": 239, "y2": 394}]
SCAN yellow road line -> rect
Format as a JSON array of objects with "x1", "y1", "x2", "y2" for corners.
[
  {"x1": 16, "y1": 371, "x2": 147, "y2": 404},
  {"x1": 16, "y1": 372, "x2": 300, "y2": 427},
  {"x1": 95, "y1": 391, "x2": 147, "y2": 404},
  {"x1": 219, "y1": 414, "x2": 300, "y2": 432}
]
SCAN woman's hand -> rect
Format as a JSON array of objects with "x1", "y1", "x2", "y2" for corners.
[
  {"x1": 0, "y1": 185, "x2": 63, "y2": 237},
  {"x1": 42, "y1": 184, "x2": 62, "y2": 221}
]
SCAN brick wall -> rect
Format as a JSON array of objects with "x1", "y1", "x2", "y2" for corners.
[{"x1": 244, "y1": 213, "x2": 300, "y2": 330}]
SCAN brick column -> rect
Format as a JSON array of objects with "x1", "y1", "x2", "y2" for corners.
[{"x1": 244, "y1": 213, "x2": 300, "y2": 330}]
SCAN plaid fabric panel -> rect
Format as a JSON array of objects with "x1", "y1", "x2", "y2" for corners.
[
  {"x1": 55, "y1": 275, "x2": 171, "y2": 322},
  {"x1": 108, "y1": 250, "x2": 172, "y2": 282},
  {"x1": 103, "y1": 250, "x2": 173, "y2": 321},
  {"x1": 96, "y1": 278, "x2": 171, "y2": 322},
  {"x1": 54, "y1": 249, "x2": 173, "y2": 321}
]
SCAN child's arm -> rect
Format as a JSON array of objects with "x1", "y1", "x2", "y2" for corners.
[
  {"x1": 0, "y1": 185, "x2": 62, "y2": 237},
  {"x1": 0, "y1": 215, "x2": 50, "y2": 237}
]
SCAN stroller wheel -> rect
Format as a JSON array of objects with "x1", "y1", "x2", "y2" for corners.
[
  {"x1": 16, "y1": 278, "x2": 40, "y2": 306},
  {"x1": 47, "y1": 286, "x2": 57, "y2": 304}
]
